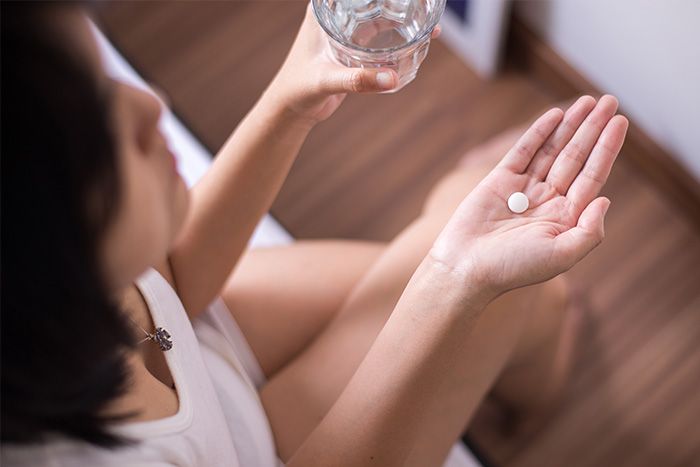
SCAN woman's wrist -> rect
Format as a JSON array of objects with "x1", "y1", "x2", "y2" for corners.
[
  {"x1": 408, "y1": 254, "x2": 500, "y2": 318},
  {"x1": 257, "y1": 79, "x2": 320, "y2": 131}
]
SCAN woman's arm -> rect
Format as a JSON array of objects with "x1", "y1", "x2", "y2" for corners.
[
  {"x1": 288, "y1": 255, "x2": 494, "y2": 466},
  {"x1": 168, "y1": 93, "x2": 311, "y2": 318},
  {"x1": 167, "y1": 5, "x2": 398, "y2": 317},
  {"x1": 287, "y1": 100, "x2": 628, "y2": 465}
]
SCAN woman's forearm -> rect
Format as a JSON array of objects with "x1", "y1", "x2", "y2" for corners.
[
  {"x1": 169, "y1": 88, "x2": 314, "y2": 317},
  {"x1": 287, "y1": 255, "x2": 497, "y2": 467},
  {"x1": 164, "y1": 2, "x2": 400, "y2": 318}
]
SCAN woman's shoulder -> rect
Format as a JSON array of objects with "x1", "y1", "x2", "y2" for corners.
[{"x1": 122, "y1": 259, "x2": 181, "y2": 315}]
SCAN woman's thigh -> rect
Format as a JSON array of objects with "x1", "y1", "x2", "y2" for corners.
[{"x1": 221, "y1": 239, "x2": 385, "y2": 379}]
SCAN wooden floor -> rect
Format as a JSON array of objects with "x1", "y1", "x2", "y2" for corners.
[{"x1": 97, "y1": 2, "x2": 700, "y2": 466}]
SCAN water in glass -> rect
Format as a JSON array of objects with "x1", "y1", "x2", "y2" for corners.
[{"x1": 313, "y1": 0, "x2": 445, "y2": 91}]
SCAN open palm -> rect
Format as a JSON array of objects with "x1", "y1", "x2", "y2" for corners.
[{"x1": 431, "y1": 95, "x2": 629, "y2": 293}]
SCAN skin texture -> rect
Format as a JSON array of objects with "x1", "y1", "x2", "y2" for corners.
[{"x1": 56, "y1": 3, "x2": 627, "y2": 464}]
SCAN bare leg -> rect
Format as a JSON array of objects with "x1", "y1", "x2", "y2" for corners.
[
  {"x1": 221, "y1": 239, "x2": 385, "y2": 378},
  {"x1": 261, "y1": 127, "x2": 573, "y2": 464}
]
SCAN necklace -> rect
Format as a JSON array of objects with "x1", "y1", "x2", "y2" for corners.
[{"x1": 128, "y1": 315, "x2": 173, "y2": 352}]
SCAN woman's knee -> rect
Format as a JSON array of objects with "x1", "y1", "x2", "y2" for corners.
[
  {"x1": 502, "y1": 275, "x2": 570, "y2": 367},
  {"x1": 421, "y1": 124, "x2": 528, "y2": 217},
  {"x1": 474, "y1": 277, "x2": 565, "y2": 358}
]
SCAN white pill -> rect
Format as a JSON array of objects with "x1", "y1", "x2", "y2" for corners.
[{"x1": 507, "y1": 192, "x2": 529, "y2": 214}]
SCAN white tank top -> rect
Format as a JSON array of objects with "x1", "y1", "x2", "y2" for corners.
[{"x1": 1, "y1": 267, "x2": 284, "y2": 466}]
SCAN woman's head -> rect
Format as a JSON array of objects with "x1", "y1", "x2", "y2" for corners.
[{"x1": 1, "y1": 2, "x2": 188, "y2": 446}]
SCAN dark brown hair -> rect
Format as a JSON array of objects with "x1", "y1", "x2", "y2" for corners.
[{"x1": 2, "y1": 1, "x2": 137, "y2": 447}]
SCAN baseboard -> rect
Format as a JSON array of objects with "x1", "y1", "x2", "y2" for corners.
[{"x1": 506, "y1": 16, "x2": 700, "y2": 230}]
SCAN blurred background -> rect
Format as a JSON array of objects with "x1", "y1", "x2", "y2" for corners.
[{"x1": 96, "y1": 1, "x2": 699, "y2": 466}]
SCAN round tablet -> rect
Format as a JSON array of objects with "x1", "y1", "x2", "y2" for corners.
[{"x1": 507, "y1": 192, "x2": 529, "y2": 214}]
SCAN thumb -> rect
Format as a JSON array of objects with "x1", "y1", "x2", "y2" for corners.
[
  {"x1": 322, "y1": 68, "x2": 398, "y2": 94},
  {"x1": 554, "y1": 197, "x2": 611, "y2": 269},
  {"x1": 578, "y1": 196, "x2": 610, "y2": 236}
]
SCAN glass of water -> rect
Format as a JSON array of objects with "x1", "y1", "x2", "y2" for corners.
[{"x1": 312, "y1": 0, "x2": 446, "y2": 92}]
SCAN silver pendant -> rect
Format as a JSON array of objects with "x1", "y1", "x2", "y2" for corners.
[{"x1": 152, "y1": 327, "x2": 173, "y2": 351}]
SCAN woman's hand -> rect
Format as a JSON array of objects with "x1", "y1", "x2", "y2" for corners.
[
  {"x1": 429, "y1": 95, "x2": 629, "y2": 297},
  {"x1": 263, "y1": 2, "x2": 439, "y2": 126}
]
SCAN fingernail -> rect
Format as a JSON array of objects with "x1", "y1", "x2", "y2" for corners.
[
  {"x1": 376, "y1": 72, "x2": 394, "y2": 89},
  {"x1": 603, "y1": 199, "x2": 611, "y2": 215}
]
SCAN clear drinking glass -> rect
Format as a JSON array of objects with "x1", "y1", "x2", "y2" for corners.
[{"x1": 312, "y1": 0, "x2": 446, "y2": 92}]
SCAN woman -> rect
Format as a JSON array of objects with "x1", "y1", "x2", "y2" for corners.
[{"x1": 1, "y1": 1, "x2": 628, "y2": 466}]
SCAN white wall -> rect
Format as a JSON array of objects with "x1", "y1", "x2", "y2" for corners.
[{"x1": 515, "y1": 0, "x2": 700, "y2": 181}]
